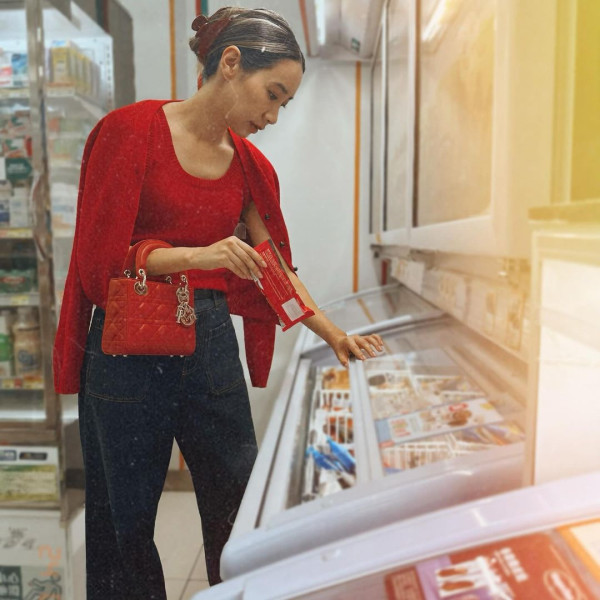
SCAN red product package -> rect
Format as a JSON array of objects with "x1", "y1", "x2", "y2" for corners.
[{"x1": 253, "y1": 239, "x2": 314, "y2": 331}]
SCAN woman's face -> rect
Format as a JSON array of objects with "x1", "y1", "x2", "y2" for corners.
[{"x1": 224, "y1": 58, "x2": 303, "y2": 137}]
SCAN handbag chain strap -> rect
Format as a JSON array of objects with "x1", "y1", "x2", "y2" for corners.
[
  {"x1": 175, "y1": 274, "x2": 196, "y2": 327},
  {"x1": 130, "y1": 267, "x2": 196, "y2": 327}
]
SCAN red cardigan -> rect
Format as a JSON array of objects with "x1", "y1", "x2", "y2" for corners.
[{"x1": 53, "y1": 99, "x2": 294, "y2": 394}]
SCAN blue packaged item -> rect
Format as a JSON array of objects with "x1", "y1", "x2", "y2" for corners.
[
  {"x1": 11, "y1": 53, "x2": 28, "y2": 87},
  {"x1": 327, "y1": 437, "x2": 356, "y2": 473}
]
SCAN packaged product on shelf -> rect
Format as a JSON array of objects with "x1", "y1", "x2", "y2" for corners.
[
  {"x1": 11, "y1": 52, "x2": 27, "y2": 87},
  {"x1": 4, "y1": 157, "x2": 32, "y2": 181},
  {"x1": 0, "y1": 269, "x2": 36, "y2": 293},
  {"x1": 0, "y1": 181, "x2": 11, "y2": 202},
  {"x1": 0, "y1": 311, "x2": 13, "y2": 377},
  {"x1": 1, "y1": 112, "x2": 30, "y2": 137},
  {"x1": 12, "y1": 307, "x2": 41, "y2": 377},
  {"x1": 2, "y1": 135, "x2": 30, "y2": 158},
  {"x1": 49, "y1": 42, "x2": 76, "y2": 86},
  {"x1": 9, "y1": 182, "x2": 30, "y2": 227},
  {"x1": 50, "y1": 182, "x2": 77, "y2": 233},
  {"x1": 48, "y1": 40, "x2": 95, "y2": 94},
  {"x1": 0, "y1": 197, "x2": 9, "y2": 227},
  {"x1": 0, "y1": 48, "x2": 12, "y2": 87}
]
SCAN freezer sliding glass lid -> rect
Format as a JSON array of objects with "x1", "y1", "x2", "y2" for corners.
[
  {"x1": 304, "y1": 284, "x2": 438, "y2": 348},
  {"x1": 301, "y1": 316, "x2": 526, "y2": 503}
]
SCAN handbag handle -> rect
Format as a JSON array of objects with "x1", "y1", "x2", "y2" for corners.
[
  {"x1": 122, "y1": 239, "x2": 175, "y2": 279},
  {"x1": 122, "y1": 239, "x2": 196, "y2": 326}
]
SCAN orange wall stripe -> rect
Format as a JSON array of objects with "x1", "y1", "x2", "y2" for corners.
[
  {"x1": 169, "y1": 0, "x2": 177, "y2": 100},
  {"x1": 353, "y1": 61, "x2": 362, "y2": 293},
  {"x1": 298, "y1": 0, "x2": 312, "y2": 56}
]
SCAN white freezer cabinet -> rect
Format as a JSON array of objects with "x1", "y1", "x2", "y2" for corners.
[
  {"x1": 198, "y1": 471, "x2": 600, "y2": 599},
  {"x1": 222, "y1": 300, "x2": 528, "y2": 579}
]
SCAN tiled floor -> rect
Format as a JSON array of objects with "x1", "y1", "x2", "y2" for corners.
[{"x1": 155, "y1": 491, "x2": 211, "y2": 599}]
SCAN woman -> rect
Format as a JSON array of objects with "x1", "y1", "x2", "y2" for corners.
[{"x1": 53, "y1": 7, "x2": 383, "y2": 599}]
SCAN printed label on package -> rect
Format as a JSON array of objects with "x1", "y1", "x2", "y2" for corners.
[
  {"x1": 385, "y1": 531, "x2": 596, "y2": 599},
  {"x1": 375, "y1": 398, "x2": 504, "y2": 444},
  {"x1": 252, "y1": 239, "x2": 314, "y2": 330}
]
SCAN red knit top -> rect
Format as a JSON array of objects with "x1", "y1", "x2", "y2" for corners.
[
  {"x1": 132, "y1": 108, "x2": 250, "y2": 291},
  {"x1": 53, "y1": 100, "x2": 295, "y2": 393}
]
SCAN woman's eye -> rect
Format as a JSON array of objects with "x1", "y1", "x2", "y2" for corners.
[{"x1": 268, "y1": 91, "x2": 278, "y2": 101}]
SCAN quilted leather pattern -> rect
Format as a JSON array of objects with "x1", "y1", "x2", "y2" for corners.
[{"x1": 102, "y1": 278, "x2": 196, "y2": 355}]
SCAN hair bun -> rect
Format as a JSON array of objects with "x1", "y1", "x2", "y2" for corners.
[
  {"x1": 191, "y1": 14, "x2": 232, "y2": 62},
  {"x1": 191, "y1": 15, "x2": 209, "y2": 31}
]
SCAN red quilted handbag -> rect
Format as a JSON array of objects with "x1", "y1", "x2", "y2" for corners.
[{"x1": 101, "y1": 239, "x2": 196, "y2": 356}]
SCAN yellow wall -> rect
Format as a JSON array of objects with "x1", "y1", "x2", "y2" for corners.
[{"x1": 571, "y1": 0, "x2": 600, "y2": 200}]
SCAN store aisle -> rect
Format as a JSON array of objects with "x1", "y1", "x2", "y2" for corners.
[{"x1": 155, "y1": 491, "x2": 210, "y2": 599}]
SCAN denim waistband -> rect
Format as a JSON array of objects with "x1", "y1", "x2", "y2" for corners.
[{"x1": 193, "y1": 288, "x2": 225, "y2": 305}]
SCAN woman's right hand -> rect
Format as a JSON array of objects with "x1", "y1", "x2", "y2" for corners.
[{"x1": 196, "y1": 236, "x2": 266, "y2": 281}]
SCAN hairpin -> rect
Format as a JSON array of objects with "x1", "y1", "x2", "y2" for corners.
[{"x1": 191, "y1": 14, "x2": 232, "y2": 61}]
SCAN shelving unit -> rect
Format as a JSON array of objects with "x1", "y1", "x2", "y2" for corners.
[{"x1": 0, "y1": 2, "x2": 118, "y2": 597}]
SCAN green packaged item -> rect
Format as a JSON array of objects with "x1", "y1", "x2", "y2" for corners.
[{"x1": 0, "y1": 268, "x2": 36, "y2": 293}]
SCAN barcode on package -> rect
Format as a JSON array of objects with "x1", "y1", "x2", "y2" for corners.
[{"x1": 282, "y1": 298, "x2": 304, "y2": 321}]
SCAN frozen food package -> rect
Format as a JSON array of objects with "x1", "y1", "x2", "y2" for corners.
[
  {"x1": 375, "y1": 398, "x2": 504, "y2": 444},
  {"x1": 321, "y1": 367, "x2": 350, "y2": 390},
  {"x1": 252, "y1": 239, "x2": 314, "y2": 331}
]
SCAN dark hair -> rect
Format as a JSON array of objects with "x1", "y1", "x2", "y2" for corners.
[{"x1": 190, "y1": 7, "x2": 305, "y2": 81}]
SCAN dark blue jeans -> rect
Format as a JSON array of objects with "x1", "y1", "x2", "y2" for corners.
[{"x1": 79, "y1": 289, "x2": 257, "y2": 599}]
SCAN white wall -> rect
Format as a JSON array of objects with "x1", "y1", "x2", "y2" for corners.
[
  {"x1": 115, "y1": 1, "x2": 378, "y2": 442},
  {"x1": 115, "y1": 0, "x2": 170, "y2": 100}
]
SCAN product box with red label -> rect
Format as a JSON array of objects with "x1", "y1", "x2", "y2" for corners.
[
  {"x1": 253, "y1": 239, "x2": 314, "y2": 331},
  {"x1": 385, "y1": 524, "x2": 600, "y2": 599}
]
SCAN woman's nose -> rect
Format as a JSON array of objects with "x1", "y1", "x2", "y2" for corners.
[{"x1": 265, "y1": 107, "x2": 279, "y2": 125}]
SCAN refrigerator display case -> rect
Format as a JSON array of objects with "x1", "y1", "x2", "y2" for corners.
[
  {"x1": 222, "y1": 285, "x2": 527, "y2": 579},
  {"x1": 0, "y1": 2, "x2": 115, "y2": 598},
  {"x1": 197, "y1": 471, "x2": 600, "y2": 599}
]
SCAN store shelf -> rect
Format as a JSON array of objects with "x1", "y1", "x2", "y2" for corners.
[
  {"x1": 0, "y1": 85, "x2": 107, "y2": 121},
  {"x1": 0, "y1": 87, "x2": 29, "y2": 102},
  {"x1": 45, "y1": 84, "x2": 107, "y2": 120},
  {"x1": 0, "y1": 228, "x2": 33, "y2": 239},
  {"x1": 0, "y1": 292, "x2": 40, "y2": 307},
  {"x1": 0, "y1": 376, "x2": 44, "y2": 391}
]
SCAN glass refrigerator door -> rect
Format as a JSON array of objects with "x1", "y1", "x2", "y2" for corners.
[
  {"x1": 526, "y1": 227, "x2": 600, "y2": 486},
  {"x1": 0, "y1": 1, "x2": 61, "y2": 440},
  {"x1": 222, "y1": 313, "x2": 527, "y2": 578},
  {"x1": 0, "y1": 1, "x2": 112, "y2": 515}
]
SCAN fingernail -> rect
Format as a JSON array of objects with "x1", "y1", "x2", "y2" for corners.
[{"x1": 261, "y1": 261, "x2": 267, "y2": 268}]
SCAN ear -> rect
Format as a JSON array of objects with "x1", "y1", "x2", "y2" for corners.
[{"x1": 220, "y1": 45, "x2": 242, "y2": 81}]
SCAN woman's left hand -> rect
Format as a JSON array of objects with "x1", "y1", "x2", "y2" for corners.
[{"x1": 331, "y1": 333, "x2": 385, "y2": 368}]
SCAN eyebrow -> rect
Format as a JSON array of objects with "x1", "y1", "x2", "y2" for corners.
[{"x1": 274, "y1": 82, "x2": 293, "y2": 100}]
